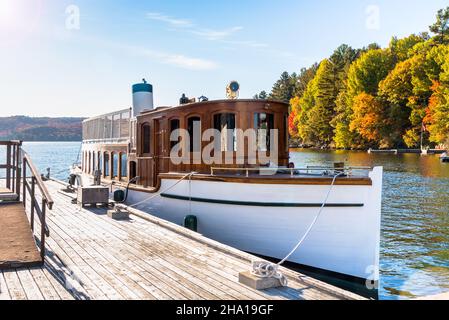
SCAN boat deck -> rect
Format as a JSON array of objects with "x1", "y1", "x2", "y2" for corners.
[{"x1": 0, "y1": 180, "x2": 365, "y2": 300}]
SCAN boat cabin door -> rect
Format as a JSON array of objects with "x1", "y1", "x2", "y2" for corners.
[{"x1": 153, "y1": 118, "x2": 168, "y2": 186}]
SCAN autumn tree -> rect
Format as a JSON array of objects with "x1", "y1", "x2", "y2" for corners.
[
  {"x1": 429, "y1": 7, "x2": 449, "y2": 44},
  {"x1": 378, "y1": 59, "x2": 414, "y2": 146},
  {"x1": 335, "y1": 48, "x2": 395, "y2": 148},
  {"x1": 349, "y1": 93, "x2": 385, "y2": 146}
]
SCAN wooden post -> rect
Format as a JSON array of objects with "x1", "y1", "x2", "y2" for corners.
[
  {"x1": 6, "y1": 144, "x2": 11, "y2": 189},
  {"x1": 22, "y1": 158, "x2": 27, "y2": 208},
  {"x1": 40, "y1": 200, "x2": 46, "y2": 261},
  {"x1": 15, "y1": 143, "x2": 21, "y2": 198},
  {"x1": 30, "y1": 177, "x2": 35, "y2": 231},
  {"x1": 11, "y1": 145, "x2": 16, "y2": 193}
]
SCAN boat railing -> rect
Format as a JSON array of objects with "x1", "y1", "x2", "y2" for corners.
[
  {"x1": 82, "y1": 108, "x2": 132, "y2": 144},
  {"x1": 210, "y1": 166, "x2": 373, "y2": 178},
  {"x1": 22, "y1": 151, "x2": 53, "y2": 261}
]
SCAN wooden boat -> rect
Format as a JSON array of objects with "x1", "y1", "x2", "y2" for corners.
[{"x1": 74, "y1": 80, "x2": 383, "y2": 284}]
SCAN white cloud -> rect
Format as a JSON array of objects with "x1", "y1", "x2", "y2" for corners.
[
  {"x1": 146, "y1": 12, "x2": 193, "y2": 27},
  {"x1": 53, "y1": 31, "x2": 218, "y2": 71},
  {"x1": 190, "y1": 26, "x2": 243, "y2": 41},
  {"x1": 114, "y1": 43, "x2": 218, "y2": 70},
  {"x1": 162, "y1": 54, "x2": 218, "y2": 70},
  {"x1": 222, "y1": 39, "x2": 268, "y2": 48},
  {"x1": 145, "y1": 11, "x2": 266, "y2": 47}
]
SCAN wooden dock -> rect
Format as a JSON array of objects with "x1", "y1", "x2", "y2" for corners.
[{"x1": 0, "y1": 179, "x2": 365, "y2": 300}]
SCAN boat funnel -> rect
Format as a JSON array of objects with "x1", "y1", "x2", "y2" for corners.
[{"x1": 132, "y1": 79, "x2": 154, "y2": 117}]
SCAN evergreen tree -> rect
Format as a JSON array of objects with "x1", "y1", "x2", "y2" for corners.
[
  {"x1": 429, "y1": 7, "x2": 449, "y2": 44},
  {"x1": 253, "y1": 91, "x2": 268, "y2": 99},
  {"x1": 269, "y1": 72, "x2": 296, "y2": 103},
  {"x1": 294, "y1": 64, "x2": 319, "y2": 98}
]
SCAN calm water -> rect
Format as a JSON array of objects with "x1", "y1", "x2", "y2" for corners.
[{"x1": 1, "y1": 142, "x2": 448, "y2": 300}]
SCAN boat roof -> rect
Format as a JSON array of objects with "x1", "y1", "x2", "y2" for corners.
[
  {"x1": 138, "y1": 99, "x2": 289, "y2": 117},
  {"x1": 83, "y1": 99, "x2": 288, "y2": 123}
]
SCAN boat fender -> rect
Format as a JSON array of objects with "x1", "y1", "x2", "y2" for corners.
[
  {"x1": 184, "y1": 215, "x2": 198, "y2": 232},
  {"x1": 114, "y1": 189, "x2": 126, "y2": 203}
]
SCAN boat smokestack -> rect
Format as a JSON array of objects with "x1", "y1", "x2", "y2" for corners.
[{"x1": 132, "y1": 79, "x2": 154, "y2": 117}]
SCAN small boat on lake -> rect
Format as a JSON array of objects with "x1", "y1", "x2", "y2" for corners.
[
  {"x1": 441, "y1": 153, "x2": 449, "y2": 163},
  {"x1": 73, "y1": 80, "x2": 383, "y2": 284}
]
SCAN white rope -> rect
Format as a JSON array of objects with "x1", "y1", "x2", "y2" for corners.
[
  {"x1": 117, "y1": 172, "x2": 197, "y2": 210},
  {"x1": 251, "y1": 172, "x2": 345, "y2": 286}
]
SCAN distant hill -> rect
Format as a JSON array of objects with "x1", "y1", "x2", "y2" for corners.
[{"x1": 0, "y1": 116, "x2": 85, "y2": 141}]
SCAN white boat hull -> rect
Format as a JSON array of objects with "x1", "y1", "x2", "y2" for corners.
[{"x1": 123, "y1": 167, "x2": 383, "y2": 282}]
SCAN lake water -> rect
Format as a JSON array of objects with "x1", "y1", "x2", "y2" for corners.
[{"x1": 1, "y1": 142, "x2": 448, "y2": 300}]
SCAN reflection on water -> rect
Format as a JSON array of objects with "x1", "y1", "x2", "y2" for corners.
[{"x1": 290, "y1": 149, "x2": 449, "y2": 300}]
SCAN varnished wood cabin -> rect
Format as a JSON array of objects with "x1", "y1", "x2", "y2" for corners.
[{"x1": 81, "y1": 99, "x2": 290, "y2": 189}]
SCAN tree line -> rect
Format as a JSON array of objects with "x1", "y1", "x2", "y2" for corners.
[{"x1": 257, "y1": 7, "x2": 449, "y2": 149}]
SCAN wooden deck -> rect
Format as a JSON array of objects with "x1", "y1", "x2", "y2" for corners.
[{"x1": 0, "y1": 180, "x2": 365, "y2": 300}]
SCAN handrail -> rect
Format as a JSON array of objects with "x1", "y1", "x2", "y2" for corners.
[
  {"x1": 210, "y1": 166, "x2": 372, "y2": 177},
  {"x1": 1, "y1": 141, "x2": 52, "y2": 262},
  {"x1": 0, "y1": 140, "x2": 22, "y2": 146},
  {"x1": 23, "y1": 153, "x2": 54, "y2": 209},
  {"x1": 22, "y1": 150, "x2": 53, "y2": 261}
]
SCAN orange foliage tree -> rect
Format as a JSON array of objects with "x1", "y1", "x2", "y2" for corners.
[{"x1": 349, "y1": 93, "x2": 385, "y2": 145}]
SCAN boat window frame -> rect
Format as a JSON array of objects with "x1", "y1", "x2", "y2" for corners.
[
  {"x1": 186, "y1": 115, "x2": 202, "y2": 153},
  {"x1": 211, "y1": 111, "x2": 237, "y2": 153},
  {"x1": 141, "y1": 122, "x2": 151, "y2": 155},
  {"x1": 88, "y1": 151, "x2": 92, "y2": 174},
  {"x1": 112, "y1": 152, "x2": 119, "y2": 178},
  {"x1": 253, "y1": 112, "x2": 275, "y2": 152},
  {"x1": 120, "y1": 152, "x2": 128, "y2": 178},
  {"x1": 169, "y1": 117, "x2": 181, "y2": 151},
  {"x1": 103, "y1": 152, "x2": 110, "y2": 177},
  {"x1": 98, "y1": 151, "x2": 102, "y2": 174}
]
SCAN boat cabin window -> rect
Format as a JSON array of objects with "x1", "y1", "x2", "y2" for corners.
[
  {"x1": 92, "y1": 152, "x2": 96, "y2": 173},
  {"x1": 213, "y1": 113, "x2": 236, "y2": 152},
  {"x1": 112, "y1": 152, "x2": 119, "y2": 178},
  {"x1": 254, "y1": 113, "x2": 274, "y2": 151},
  {"x1": 142, "y1": 123, "x2": 151, "y2": 154},
  {"x1": 121, "y1": 153, "x2": 128, "y2": 178},
  {"x1": 98, "y1": 152, "x2": 102, "y2": 174},
  {"x1": 88, "y1": 152, "x2": 92, "y2": 174},
  {"x1": 170, "y1": 119, "x2": 180, "y2": 149},
  {"x1": 187, "y1": 117, "x2": 201, "y2": 153},
  {"x1": 104, "y1": 152, "x2": 110, "y2": 177},
  {"x1": 129, "y1": 161, "x2": 137, "y2": 180}
]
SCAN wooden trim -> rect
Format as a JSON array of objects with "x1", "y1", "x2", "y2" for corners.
[
  {"x1": 158, "y1": 173, "x2": 373, "y2": 186},
  {"x1": 160, "y1": 193, "x2": 364, "y2": 207}
]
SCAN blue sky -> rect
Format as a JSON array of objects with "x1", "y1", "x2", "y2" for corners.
[{"x1": 0, "y1": 0, "x2": 447, "y2": 117}]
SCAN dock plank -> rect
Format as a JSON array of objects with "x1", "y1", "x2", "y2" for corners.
[{"x1": 0, "y1": 271, "x2": 11, "y2": 300}]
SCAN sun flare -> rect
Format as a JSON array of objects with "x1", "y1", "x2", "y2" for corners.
[{"x1": 0, "y1": 0, "x2": 16, "y2": 25}]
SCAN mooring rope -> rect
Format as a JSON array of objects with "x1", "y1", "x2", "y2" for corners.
[
  {"x1": 117, "y1": 172, "x2": 197, "y2": 210},
  {"x1": 251, "y1": 172, "x2": 345, "y2": 286}
]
